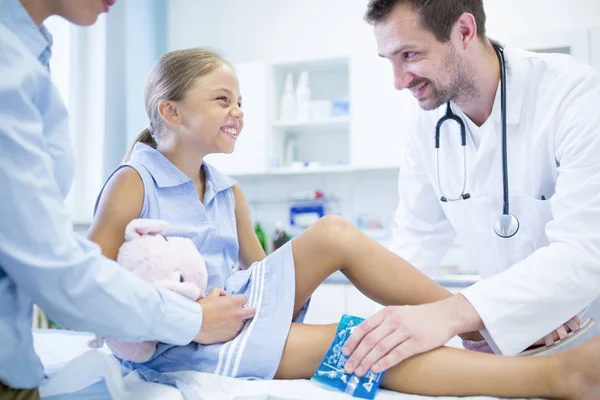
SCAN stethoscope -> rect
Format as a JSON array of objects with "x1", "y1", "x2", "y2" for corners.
[{"x1": 435, "y1": 41, "x2": 520, "y2": 239}]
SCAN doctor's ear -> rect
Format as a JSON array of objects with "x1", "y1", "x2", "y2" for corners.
[
  {"x1": 157, "y1": 100, "x2": 181, "y2": 126},
  {"x1": 454, "y1": 12, "x2": 478, "y2": 51}
]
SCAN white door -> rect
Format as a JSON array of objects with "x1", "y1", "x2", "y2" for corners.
[
  {"x1": 349, "y1": 56, "x2": 411, "y2": 169},
  {"x1": 205, "y1": 62, "x2": 271, "y2": 175}
]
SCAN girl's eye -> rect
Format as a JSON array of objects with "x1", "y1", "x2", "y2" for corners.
[{"x1": 217, "y1": 96, "x2": 229, "y2": 103}]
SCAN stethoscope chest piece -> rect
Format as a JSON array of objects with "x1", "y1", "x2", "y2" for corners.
[{"x1": 493, "y1": 213, "x2": 519, "y2": 238}]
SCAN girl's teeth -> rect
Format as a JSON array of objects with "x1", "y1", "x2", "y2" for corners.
[{"x1": 223, "y1": 128, "x2": 237, "y2": 136}]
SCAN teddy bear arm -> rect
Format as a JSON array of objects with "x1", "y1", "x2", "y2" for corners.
[{"x1": 154, "y1": 280, "x2": 202, "y2": 300}]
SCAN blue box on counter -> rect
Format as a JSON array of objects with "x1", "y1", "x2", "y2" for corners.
[{"x1": 331, "y1": 100, "x2": 350, "y2": 117}]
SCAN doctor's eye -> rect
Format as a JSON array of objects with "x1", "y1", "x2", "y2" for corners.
[{"x1": 403, "y1": 51, "x2": 417, "y2": 60}]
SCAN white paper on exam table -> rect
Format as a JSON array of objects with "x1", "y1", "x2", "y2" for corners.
[{"x1": 33, "y1": 330, "x2": 536, "y2": 400}]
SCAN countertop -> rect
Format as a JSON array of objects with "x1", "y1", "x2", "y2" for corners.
[{"x1": 324, "y1": 270, "x2": 480, "y2": 288}]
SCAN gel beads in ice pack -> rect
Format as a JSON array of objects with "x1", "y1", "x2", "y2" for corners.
[{"x1": 312, "y1": 314, "x2": 385, "y2": 399}]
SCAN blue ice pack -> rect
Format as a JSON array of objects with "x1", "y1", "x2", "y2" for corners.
[{"x1": 312, "y1": 314, "x2": 385, "y2": 399}]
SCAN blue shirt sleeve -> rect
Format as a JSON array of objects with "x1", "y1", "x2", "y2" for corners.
[{"x1": 0, "y1": 59, "x2": 202, "y2": 346}]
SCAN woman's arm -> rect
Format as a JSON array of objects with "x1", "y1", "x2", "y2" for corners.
[
  {"x1": 232, "y1": 184, "x2": 266, "y2": 268},
  {"x1": 87, "y1": 167, "x2": 144, "y2": 260}
]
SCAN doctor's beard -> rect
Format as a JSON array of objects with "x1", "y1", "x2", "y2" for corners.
[{"x1": 416, "y1": 46, "x2": 478, "y2": 111}]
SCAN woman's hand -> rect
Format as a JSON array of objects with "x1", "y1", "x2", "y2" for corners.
[{"x1": 193, "y1": 288, "x2": 256, "y2": 345}]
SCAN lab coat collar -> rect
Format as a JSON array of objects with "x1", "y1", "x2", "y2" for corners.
[
  {"x1": 129, "y1": 143, "x2": 236, "y2": 196},
  {"x1": 491, "y1": 45, "x2": 526, "y2": 125},
  {"x1": 0, "y1": 0, "x2": 53, "y2": 68}
]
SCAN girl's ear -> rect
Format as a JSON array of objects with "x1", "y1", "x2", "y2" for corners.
[
  {"x1": 157, "y1": 100, "x2": 181, "y2": 126},
  {"x1": 125, "y1": 219, "x2": 169, "y2": 241}
]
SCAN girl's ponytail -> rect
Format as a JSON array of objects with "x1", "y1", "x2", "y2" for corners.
[{"x1": 123, "y1": 128, "x2": 157, "y2": 162}]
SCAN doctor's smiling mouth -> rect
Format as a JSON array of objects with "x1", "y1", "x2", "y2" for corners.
[{"x1": 406, "y1": 77, "x2": 431, "y2": 100}]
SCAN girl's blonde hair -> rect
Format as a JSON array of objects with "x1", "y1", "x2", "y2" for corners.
[{"x1": 124, "y1": 48, "x2": 232, "y2": 161}]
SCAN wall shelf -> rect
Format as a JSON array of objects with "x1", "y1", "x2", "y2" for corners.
[
  {"x1": 227, "y1": 164, "x2": 399, "y2": 178},
  {"x1": 272, "y1": 116, "x2": 350, "y2": 131}
]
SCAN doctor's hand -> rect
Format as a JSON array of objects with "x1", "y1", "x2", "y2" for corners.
[
  {"x1": 342, "y1": 294, "x2": 482, "y2": 376},
  {"x1": 193, "y1": 288, "x2": 256, "y2": 345},
  {"x1": 342, "y1": 302, "x2": 455, "y2": 376}
]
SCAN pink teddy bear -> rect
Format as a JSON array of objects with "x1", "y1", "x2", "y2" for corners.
[{"x1": 88, "y1": 218, "x2": 208, "y2": 362}]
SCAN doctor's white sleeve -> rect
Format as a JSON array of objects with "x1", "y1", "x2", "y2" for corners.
[
  {"x1": 461, "y1": 75, "x2": 600, "y2": 355},
  {"x1": 0, "y1": 66, "x2": 202, "y2": 345},
  {"x1": 389, "y1": 108, "x2": 456, "y2": 278}
]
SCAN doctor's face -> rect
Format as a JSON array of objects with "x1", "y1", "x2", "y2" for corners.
[{"x1": 374, "y1": 4, "x2": 476, "y2": 110}]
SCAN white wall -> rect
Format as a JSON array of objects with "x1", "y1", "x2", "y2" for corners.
[{"x1": 168, "y1": 0, "x2": 600, "y2": 63}]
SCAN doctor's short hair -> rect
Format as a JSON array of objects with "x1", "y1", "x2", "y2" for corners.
[
  {"x1": 364, "y1": 0, "x2": 487, "y2": 42},
  {"x1": 125, "y1": 48, "x2": 233, "y2": 161}
]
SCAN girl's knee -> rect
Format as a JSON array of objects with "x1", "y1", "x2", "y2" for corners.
[{"x1": 312, "y1": 215, "x2": 354, "y2": 239}]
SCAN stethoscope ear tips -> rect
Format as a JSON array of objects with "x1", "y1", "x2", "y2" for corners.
[
  {"x1": 494, "y1": 214, "x2": 520, "y2": 238},
  {"x1": 462, "y1": 193, "x2": 471, "y2": 200}
]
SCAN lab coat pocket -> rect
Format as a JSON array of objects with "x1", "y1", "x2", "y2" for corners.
[{"x1": 507, "y1": 193, "x2": 553, "y2": 264}]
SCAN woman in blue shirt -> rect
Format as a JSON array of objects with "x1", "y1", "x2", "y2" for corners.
[
  {"x1": 0, "y1": 1, "x2": 254, "y2": 397},
  {"x1": 90, "y1": 47, "x2": 600, "y2": 398}
]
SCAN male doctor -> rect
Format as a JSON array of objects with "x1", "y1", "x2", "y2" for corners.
[{"x1": 343, "y1": 0, "x2": 600, "y2": 376}]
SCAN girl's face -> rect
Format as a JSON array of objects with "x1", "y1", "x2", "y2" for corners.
[{"x1": 175, "y1": 64, "x2": 244, "y2": 155}]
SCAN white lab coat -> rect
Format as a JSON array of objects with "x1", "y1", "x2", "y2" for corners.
[{"x1": 390, "y1": 46, "x2": 600, "y2": 355}]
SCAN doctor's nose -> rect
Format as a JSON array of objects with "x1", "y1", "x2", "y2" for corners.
[{"x1": 393, "y1": 66, "x2": 414, "y2": 91}]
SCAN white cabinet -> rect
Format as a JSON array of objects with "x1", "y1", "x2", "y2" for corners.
[
  {"x1": 304, "y1": 284, "x2": 347, "y2": 325},
  {"x1": 303, "y1": 281, "x2": 469, "y2": 325},
  {"x1": 269, "y1": 58, "x2": 351, "y2": 171},
  {"x1": 206, "y1": 56, "x2": 414, "y2": 177},
  {"x1": 204, "y1": 62, "x2": 271, "y2": 175},
  {"x1": 349, "y1": 56, "x2": 411, "y2": 169},
  {"x1": 346, "y1": 285, "x2": 385, "y2": 318},
  {"x1": 504, "y1": 29, "x2": 591, "y2": 64},
  {"x1": 592, "y1": 28, "x2": 600, "y2": 71},
  {"x1": 304, "y1": 284, "x2": 384, "y2": 325}
]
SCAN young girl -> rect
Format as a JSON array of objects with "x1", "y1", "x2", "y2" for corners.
[{"x1": 88, "y1": 48, "x2": 600, "y2": 399}]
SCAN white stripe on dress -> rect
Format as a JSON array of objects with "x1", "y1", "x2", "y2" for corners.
[
  {"x1": 222, "y1": 263, "x2": 263, "y2": 377},
  {"x1": 214, "y1": 265, "x2": 258, "y2": 375},
  {"x1": 231, "y1": 256, "x2": 268, "y2": 377},
  {"x1": 215, "y1": 262, "x2": 262, "y2": 376}
]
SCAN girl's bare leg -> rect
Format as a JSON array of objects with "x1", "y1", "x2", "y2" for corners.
[
  {"x1": 290, "y1": 216, "x2": 451, "y2": 316},
  {"x1": 275, "y1": 323, "x2": 600, "y2": 399}
]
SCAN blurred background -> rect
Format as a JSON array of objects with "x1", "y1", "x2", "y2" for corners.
[{"x1": 43, "y1": 0, "x2": 600, "y2": 324}]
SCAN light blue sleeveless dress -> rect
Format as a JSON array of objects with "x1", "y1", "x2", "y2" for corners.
[{"x1": 96, "y1": 143, "x2": 308, "y2": 382}]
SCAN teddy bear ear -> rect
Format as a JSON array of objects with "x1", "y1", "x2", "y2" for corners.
[{"x1": 125, "y1": 219, "x2": 169, "y2": 241}]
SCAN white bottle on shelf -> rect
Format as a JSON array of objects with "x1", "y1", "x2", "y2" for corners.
[
  {"x1": 285, "y1": 134, "x2": 298, "y2": 166},
  {"x1": 295, "y1": 71, "x2": 311, "y2": 121},
  {"x1": 279, "y1": 73, "x2": 296, "y2": 122}
]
